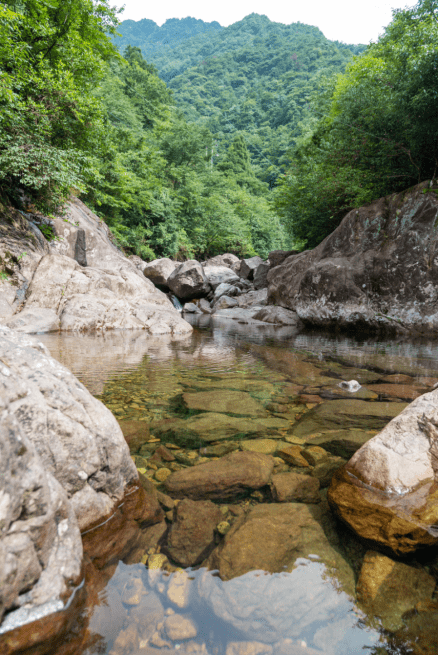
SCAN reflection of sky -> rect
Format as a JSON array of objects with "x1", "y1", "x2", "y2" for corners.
[{"x1": 88, "y1": 559, "x2": 380, "y2": 655}]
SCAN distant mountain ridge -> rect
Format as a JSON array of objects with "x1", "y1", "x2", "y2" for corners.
[
  {"x1": 114, "y1": 16, "x2": 223, "y2": 59},
  {"x1": 113, "y1": 14, "x2": 366, "y2": 186}
]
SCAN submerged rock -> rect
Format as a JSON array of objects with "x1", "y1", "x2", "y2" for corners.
[
  {"x1": 356, "y1": 551, "x2": 436, "y2": 631},
  {"x1": 267, "y1": 181, "x2": 438, "y2": 336},
  {"x1": 164, "y1": 451, "x2": 275, "y2": 500},
  {"x1": 166, "y1": 499, "x2": 222, "y2": 566}
]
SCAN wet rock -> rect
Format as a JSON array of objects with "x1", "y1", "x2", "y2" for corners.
[
  {"x1": 302, "y1": 429, "x2": 375, "y2": 459},
  {"x1": 164, "y1": 614, "x2": 197, "y2": 640},
  {"x1": 203, "y1": 265, "x2": 239, "y2": 290},
  {"x1": 183, "y1": 390, "x2": 267, "y2": 417},
  {"x1": 252, "y1": 306, "x2": 302, "y2": 327},
  {"x1": 253, "y1": 262, "x2": 270, "y2": 290},
  {"x1": 271, "y1": 472, "x2": 321, "y2": 503},
  {"x1": 311, "y1": 455, "x2": 346, "y2": 488},
  {"x1": 117, "y1": 420, "x2": 150, "y2": 452},
  {"x1": 164, "y1": 451, "x2": 275, "y2": 500},
  {"x1": 356, "y1": 551, "x2": 436, "y2": 631},
  {"x1": 212, "y1": 307, "x2": 267, "y2": 323},
  {"x1": 121, "y1": 577, "x2": 146, "y2": 606},
  {"x1": 206, "y1": 502, "x2": 354, "y2": 585},
  {"x1": 328, "y1": 468, "x2": 438, "y2": 555},
  {"x1": 166, "y1": 569, "x2": 192, "y2": 608},
  {"x1": 240, "y1": 439, "x2": 279, "y2": 455},
  {"x1": 200, "y1": 442, "x2": 239, "y2": 457},
  {"x1": 302, "y1": 446, "x2": 329, "y2": 466},
  {"x1": 367, "y1": 383, "x2": 426, "y2": 401},
  {"x1": 226, "y1": 641, "x2": 273, "y2": 655},
  {"x1": 167, "y1": 260, "x2": 211, "y2": 300},
  {"x1": 155, "y1": 467, "x2": 172, "y2": 482},
  {"x1": 111, "y1": 623, "x2": 139, "y2": 654},
  {"x1": 292, "y1": 399, "x2": 408, "y2": 436},
  {"x1": 129, "y1": 588, "x2": 164, "y2": 640},
  {"x1": 277, "y1": 445, "x2": 311, "y2": 468},
  {"x1": 0, "y1": 326, "x2": 138, "y2": 532},
  {"x1": 239, "y1": 256, "x2": 264, "y2": 281},
  {"x1": 142, "y1": 258, "x2": 177, "y2": 289},
  {"x1": 267, "y1": 181, "x2": 438, "y2": 336},
  {"x1": 166, "y1": 499, "x2": 222, "y2": 566},
  {"x1": 138, "y1": 521, "x2": 167, "y2": 552}
]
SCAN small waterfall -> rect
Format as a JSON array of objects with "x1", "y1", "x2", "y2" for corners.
[{"x1": 170, "y1": 294, "x2": 183, "y2": 312}]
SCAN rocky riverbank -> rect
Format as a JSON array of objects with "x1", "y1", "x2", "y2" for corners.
[{"x1": 267, "y1": 180, "x2": 438, "y2": 336}]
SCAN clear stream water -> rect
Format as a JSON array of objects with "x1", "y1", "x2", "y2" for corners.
[{"x1": 36, "y1": 317, "x2": 438, "y2": 655}]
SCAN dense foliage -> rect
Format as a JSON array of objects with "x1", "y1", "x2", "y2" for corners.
[
  {"x1": 115, "y1": 14, "x2": 366, "y2": 188},
  {"x1": 272, "y1": 0, "x2": 438, "y2": 248}
]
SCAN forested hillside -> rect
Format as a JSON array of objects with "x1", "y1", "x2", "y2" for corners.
[
  {"x1": 115, "y1": 14, "x2": 366, "y2": 186},
  {"x1": 2, "y1": 0, "x2": 436, "y2": 262}
]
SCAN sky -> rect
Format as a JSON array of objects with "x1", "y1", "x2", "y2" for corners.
[{"x1": 118, "y1": 0, "x2": 413, "y2": 45}]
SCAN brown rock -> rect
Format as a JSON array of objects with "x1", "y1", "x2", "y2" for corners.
[
  {"x1": 166, "y1": 499, "x2": 222, "y2": 566},
  {"x1": 328, "y1": 468, "x2": 438, "y2": 555},
  {"x1": 164, "y1": 614, "x2": 197, "y2": 640},
  {"x1": 301, "y1": 446, "x2": 329, "y2": 466},
  {"x1": 356, "y1": 550, "x2": 436, "y2": 630},
  {"x1": 271, "y1": 472, "x2": 320, "y2": 503},
  {"x1": 367, "y1": 383, "x2": 425, "y2": 401},
  {"x1": 182, "y1": 390, "x2": 267, "y2": 416},
  {"x1": 164, "y1": 451, "x2": 275, "y2": 500},
  {"x1": 277, "y1": 445, "x2": 310, "y2": 468},
  {"x1": 311, "y1": 456, "x2": 346, "y2": 487},
  {"x1": 117, "y1": 420, "x2": 150, "y2": 451}
]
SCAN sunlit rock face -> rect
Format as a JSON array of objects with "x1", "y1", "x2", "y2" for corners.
[
  {"x1": 328, "y1": 387, "x2": 438, "y2": 554},
  {"x1": 0, "y1": 196, "x2": 192, "y2": 336},
  {"x1": 268, "y1": 180, "x2": 438, "y2": 336}
]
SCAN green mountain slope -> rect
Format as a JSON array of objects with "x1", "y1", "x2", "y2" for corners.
[{"x1": 114, "y1": 14, "x2": 366, "y2": 185}]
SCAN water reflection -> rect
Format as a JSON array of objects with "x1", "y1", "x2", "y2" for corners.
[
  {"x1": 86, "y1": 561, "x2": 380, "y2": 655},
  {"x1": 36, "y1": 322, "x2": 438, "y2": 656}
]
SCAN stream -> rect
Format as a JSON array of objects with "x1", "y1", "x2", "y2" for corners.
[{"x1": 36, "y1": 316, "x2": 438, "y2": 655}]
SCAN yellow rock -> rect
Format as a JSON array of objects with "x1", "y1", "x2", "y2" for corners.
[
  {"x1": 155, "y1": 467, "x2": 171, "y2": 482},
  {"x1": 216, "y1": 521, "x2": 231, "y2": 535},
  {"x1": 240, "y1": 439, "x2": 278, "y2": 455}
]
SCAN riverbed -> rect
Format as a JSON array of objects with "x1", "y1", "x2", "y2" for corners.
[{"x1": 37, "y1": 317, "x2": 438, "y2": 655}]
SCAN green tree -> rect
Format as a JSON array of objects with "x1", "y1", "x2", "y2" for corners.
[
  {"x1": 0, "y1": 0, "x2": 121, "y2": 210},
  {"x1": 273, "y1": 0, "x2": 438, "y2": 248}
]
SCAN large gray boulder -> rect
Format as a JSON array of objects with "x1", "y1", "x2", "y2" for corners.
[
  {"x1": 0, "y1": 199, "x2": 192, "y2": 336},
  {"x1": 167, "y1": 260, "x2": 211, "y2": 300},
  {"x1": 5, "y1": 253, "x2": 192, "y2": 335},
  {"x1": 0, "y1": 326, "x2": 138, "y2": 531},
  {"x1": 268, "y1": 181, "x2": 438, "y2": 336},
  {"x1": 203, "y1": 265, "x2": 239, "y2": 290},
  {"x1": 203, "y1": 254, "x2": 240, "y2": 271},
  {"x1": 0, "y1": 406, "x2": 82, "y2": 628},
  {"x1": 239, "y1": 256, "x2": 263, "y2": 280},
  {"x1": 142, "y1": 258, "x2": 177, "y2": 289},
  {"x1": 253, "y1": 262, "x2": 270, "y2": 290}
]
